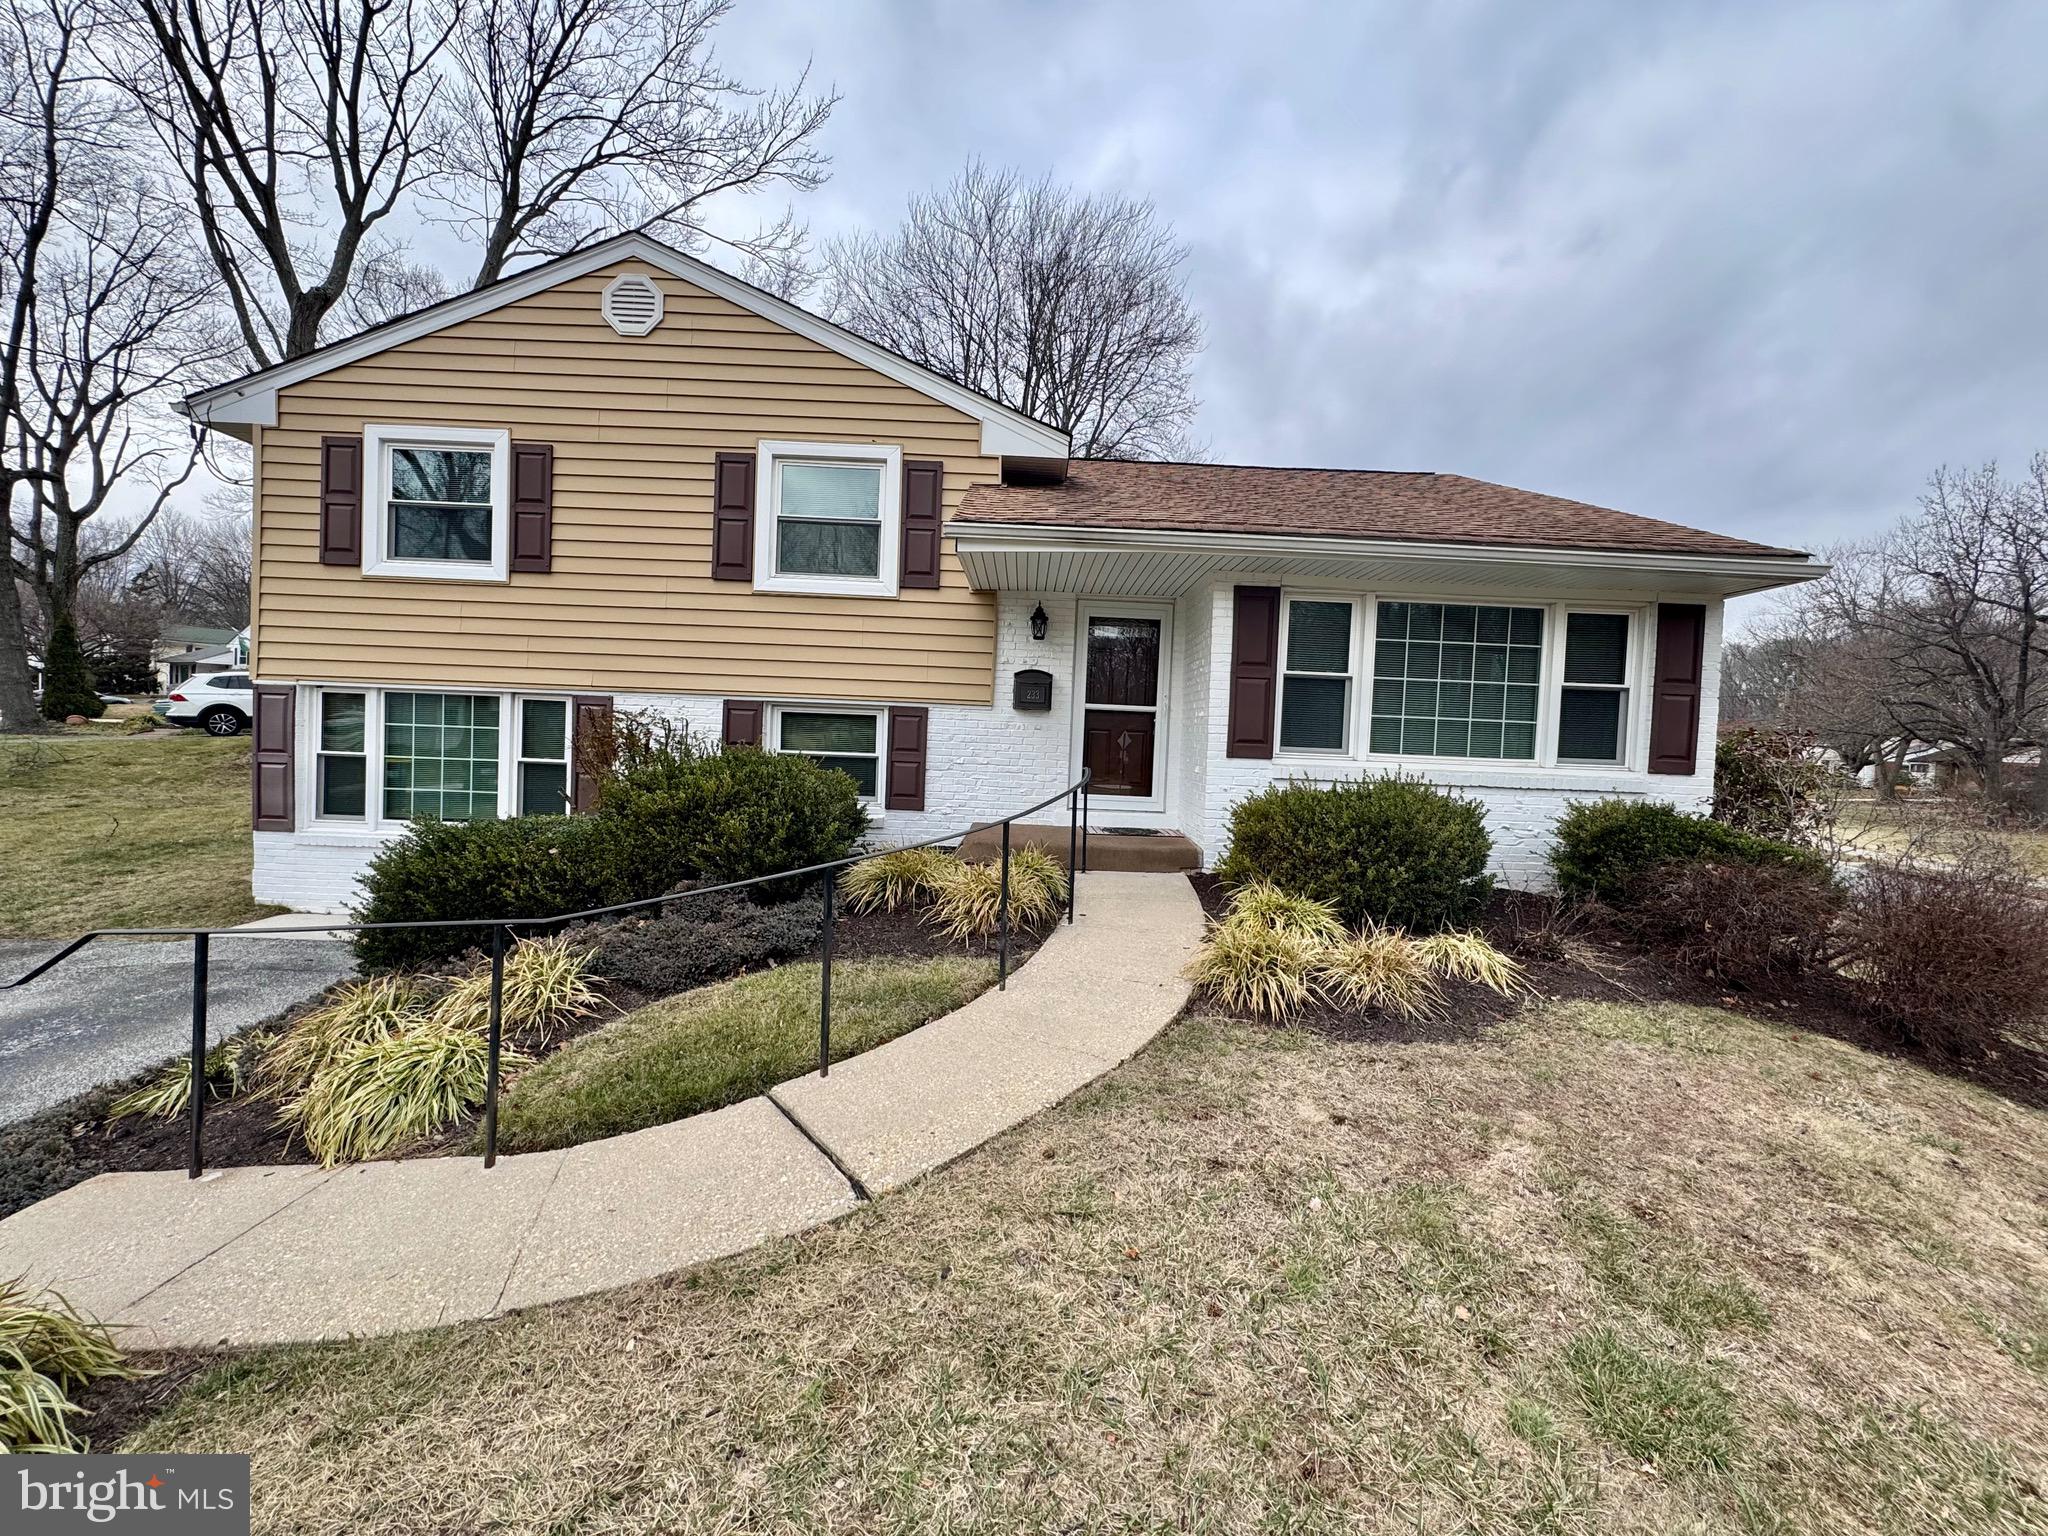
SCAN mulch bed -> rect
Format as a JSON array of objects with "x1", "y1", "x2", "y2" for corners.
[
  {"x1": 2, "y1": 903, "x2": 1059, "y2": 1218},
  {"x1": 1185, "y1": 872, "x2": 2048, "y2": 1108}
]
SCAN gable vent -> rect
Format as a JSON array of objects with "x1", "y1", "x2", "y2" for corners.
[{"x1": 601, "y1": 272, "x2": 664, "y2": 336}]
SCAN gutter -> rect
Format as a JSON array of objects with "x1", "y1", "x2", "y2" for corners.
[{"x1": 946, "y1": 519, "x2": 1828, "y2": 590}]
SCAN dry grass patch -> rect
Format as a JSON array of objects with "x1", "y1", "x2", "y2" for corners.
[{"x1": 127, "y1": 997, "x2": 2048, "y2": 1535}]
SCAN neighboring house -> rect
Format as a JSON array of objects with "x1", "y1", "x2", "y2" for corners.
[
  {"x1": 155, "y1": 626, "x2": 242, "y2": 688},
  {"x1": 180, "y1": 232, "x2": 1826, "y2": 914},
  {"x1": 1900, "y1": 742, "x2": 2040, "y2": 795}
]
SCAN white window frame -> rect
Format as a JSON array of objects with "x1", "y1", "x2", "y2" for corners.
[
  {"x1": 312, "y1": 690, "x2": 371, "y2": 823},
  {"x1": 767, "y1": 702, "x2": 886, "y2": 803},
  {"x1": 361, "y1": 423, "x2": 512, "y2": 583},
  {"x1": 298, "y1": 686, "x2": 573, "y2": 834},
  {"x1": 515, "y1": 695, "x2": 575, "y2": 815},
  {"x1": 1275, "y1": 594, "x2": 1362, "y2": 756},
  {"x1": 1262, "y1": 592, "x2": 1655, "y2": 775},
  {"x1": 752, "y1": 439, "x2": 903, "y2": 598},
  {"x1": 1552, "y1": 608, "x2": 1638, "y2": 766}
]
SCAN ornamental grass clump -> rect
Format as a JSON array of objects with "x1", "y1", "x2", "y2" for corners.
[
  {"x1": 0, "y1": 1280, "x2": 140, "y2": 1451},
  {"x1": 925, "y1": 850, "x2": 1068, "y2": 939},
  {"x1": 1315, "y1": 924, "x2": 1443, "y2": 1019},
  {"x1": 1414, "y1": 929, "x2": 1527, "y2": 997},
  {"x1": 1225, "y1": 879, "x2": 1345, "y2": 942},
  {"x1": 1185, "y1": 912, "x2": 1321, "y2": 1020},
  {"x1": 432, "y1": 932, "x2": 606, "y2": 1044},
  {"x1": 841, "y1": 845, "x2": 955, "y2": 913},
  {"x1": 108, "y1": 1034, "x2": 267, "y2": 1122},
  {"x1": 258, "y1": 974, "x2": 422, "y2": 1101},
  {"x1": 294, "y1": 1015, "x2": 533, "y2": 1167}
]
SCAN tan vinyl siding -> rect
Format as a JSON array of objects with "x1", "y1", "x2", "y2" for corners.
[{"x1": 255, "y1": 263, "x2": 1002, "y2": 703}]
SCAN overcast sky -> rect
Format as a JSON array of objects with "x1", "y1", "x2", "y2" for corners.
[{"x1": 689, "y1": 0, "x2": 2048, "y2": 612}]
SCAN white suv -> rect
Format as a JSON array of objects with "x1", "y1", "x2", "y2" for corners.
[{"x1": 162, "y1": 673, "x2": 254, "y2": 736}]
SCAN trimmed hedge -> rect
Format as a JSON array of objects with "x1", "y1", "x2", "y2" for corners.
[
  {"x1": 353, "y1": 745, "x2": 868, "y2": 968},
  {"x1": 1550, "y1": 798, "x2": 1830, "y2": 905},
  {"x1": 596, "y1": 745, "x2": 868, "y2": 901},
  {"x1": 1215, "y1": 775, "x2": 1494, "y2": 932}
]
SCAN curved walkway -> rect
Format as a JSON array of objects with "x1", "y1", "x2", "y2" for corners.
[{"x1": 0, "y1": 872, "x2": 1203, "y2": 1348}]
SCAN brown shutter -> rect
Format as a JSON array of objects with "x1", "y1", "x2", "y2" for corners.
[
  {"x1": 1226, "y1": 586, "x2": 1283, "y2": 758},
  {"x1": 251, "y1": 684, "x2": 295, "y2": 831},
  {"x1": 885, "y1": 706, "x2": 929, "y2": 810},
  {"x1": 711, "y1": 452, "x2": 755, "y2": 580},
  {"x1": 318, "y1": 436, "x2": 362, "y2": 566},
  {"x1": 569, "y1": 694, "x2": 612, "y2": 812},
  {"x1": 1647, "y1": 603, "x2": 1708, "y2": 775},
  {"x1": 509, "y1": 442, "x2": 554, "y2": 573},
  {"x1": 722, "y1": 699, "x2": 764, "y2": 747},
  {"x1": 899, "y1": 460, "x2": 944, "y2": 590}
]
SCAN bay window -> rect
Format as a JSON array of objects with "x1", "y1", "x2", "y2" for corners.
[
  {"x1": 773, "y1": 707, "x2": 881, "y2": 798},
  {"x1": 753, "y1": 440, "x2": 902, "y2": 597}
]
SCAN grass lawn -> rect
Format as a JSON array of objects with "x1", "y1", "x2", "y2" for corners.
[
  {"x1": 0, "y1": 731, "x2": 281, "y2": 938},
  {"x1": 491, "y1": 956, "x2": 997, "y2": 1153},
  {"x1": 125, "y1": 996, "x2": 2048, "y2": 1533},
  {"x1": 1837, "y1": 796, "x2": 2048, "y2": 877}
]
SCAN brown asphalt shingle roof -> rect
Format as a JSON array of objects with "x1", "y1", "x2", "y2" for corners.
[{"x1": 954, "y1": 460, "x2": 1807, "y2": 559}]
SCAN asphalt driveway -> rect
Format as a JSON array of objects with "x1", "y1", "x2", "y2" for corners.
[{"x1": 0, "y1": 935, "x2": 356, "y2": 1125}]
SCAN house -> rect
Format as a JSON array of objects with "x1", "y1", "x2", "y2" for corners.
[
  {"x1": 179, "y1": 232, "x2": 1826, "y2": 914},
  {"x1": 154, "y1": 625, "x2": 243, "y2": 688}
]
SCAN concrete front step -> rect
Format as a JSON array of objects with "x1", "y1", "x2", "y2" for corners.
[{"x1": 956, "y1": 821, "x2": 1201, "y2": 873}]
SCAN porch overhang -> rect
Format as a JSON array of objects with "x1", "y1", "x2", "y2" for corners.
[{"x1": 948, "y1": 521, "x2": 1827, "y2": 601}]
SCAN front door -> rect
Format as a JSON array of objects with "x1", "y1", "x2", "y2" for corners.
[{"x1": 1080, "y1": 612, "x2": 1165, "y2": 800}]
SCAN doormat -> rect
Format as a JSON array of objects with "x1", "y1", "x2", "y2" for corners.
[{"x1": 1100, "y1": 827, "x2": 1169, "y2": 836}]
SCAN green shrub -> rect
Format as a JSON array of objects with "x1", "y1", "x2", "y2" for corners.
[
  {"x1": 1550, "y1": 798, "x2": 1831, "y2": 905},
  {"x1": 1215, "y1": 775, "x2": 1494, "y2": 931},
  {"x1": 353, "y1": 816, "x2": 629, "y2": 968},
  {"x1": 353, "y1": 744, "x2": 866, "y2": 968},
  {"x1": 596, "y1": 744, "x2": 868, "y2": 902},
  {"x1": 36, "y1": 616, "x2": 104, "y2": 721},
  {"x1": 561, "y1": 888, "x2": 822, "y2": 998}
]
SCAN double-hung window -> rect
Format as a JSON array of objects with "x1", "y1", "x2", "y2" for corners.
[
  {"x1": 516, "y1": 698, "x2": 573, "y2": 814},
  {"x1": 773, "y1": 707, "x2": 881, "y2": 798},
  {"x1": 1556, "y1": 612, "x2": 1632, "y2": 763},
  {"x1": 315, "y1": 692, "x2": 368, "y2": 819},
  {"x1": 362, "y1": 424, "x2": 511, "y2": 581},
  {"x1": 1370, "y1": 601, "x2": 1544, "y2": 760},
  {"x1": 1277, "y1": 598, "x2": 1356, "y2": 752},
  {"x1": 754, "y1": 440, "x2": 902, "y2": 597}
]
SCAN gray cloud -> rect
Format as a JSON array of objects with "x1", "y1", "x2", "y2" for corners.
[{"x1": 706, "y1": 0, "x2": 2048, "y2": 584}]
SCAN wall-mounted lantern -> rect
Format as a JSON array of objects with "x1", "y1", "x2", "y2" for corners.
[{"x1": 1029, "y1": 602, "x2": 1049, "y2": 641}]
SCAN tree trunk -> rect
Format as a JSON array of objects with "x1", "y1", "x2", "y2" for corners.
[
  {"x1": 0, "y1": 571, "x2": 45, "y2": 731},
  {"x1": 2030, "y1": 742, "x2": 2048, "y2": 824},
  {"x1": 1876, "y1": 737, "x2": 1910, "y2": 800}
]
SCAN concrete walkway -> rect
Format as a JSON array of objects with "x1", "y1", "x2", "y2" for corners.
[{"x1": 0, "y1": 872, "x2": 1202, "y2": 1348}]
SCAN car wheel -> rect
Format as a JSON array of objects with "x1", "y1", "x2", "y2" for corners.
[{"x1": 201, "y1": 707, "x2": 246, "y2": 737}]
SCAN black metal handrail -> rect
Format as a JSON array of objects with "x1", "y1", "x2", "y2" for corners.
[{"x1": 3, "y1": 769, "x2": 1094, "y2": 1178}]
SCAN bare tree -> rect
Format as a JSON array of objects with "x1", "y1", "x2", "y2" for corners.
[
  {"x1": 824, "y1": 163, "x2": 1204, "y2": 459},
  {"x1": 108, "y1": 0, "x2": 456, "y2": 367},
  {"x1": 125, "y1": 492, "x2": 252, "y2": 629},
  {"x1": 1805, "y1": 460, "x2": 2048, "y2": 813},
  {"x1": 436, "y1": 0, "x2": 835, "y2": 287},
  {"x1": 4, "y1": 0, "x2": 229, "y2": 674}
]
